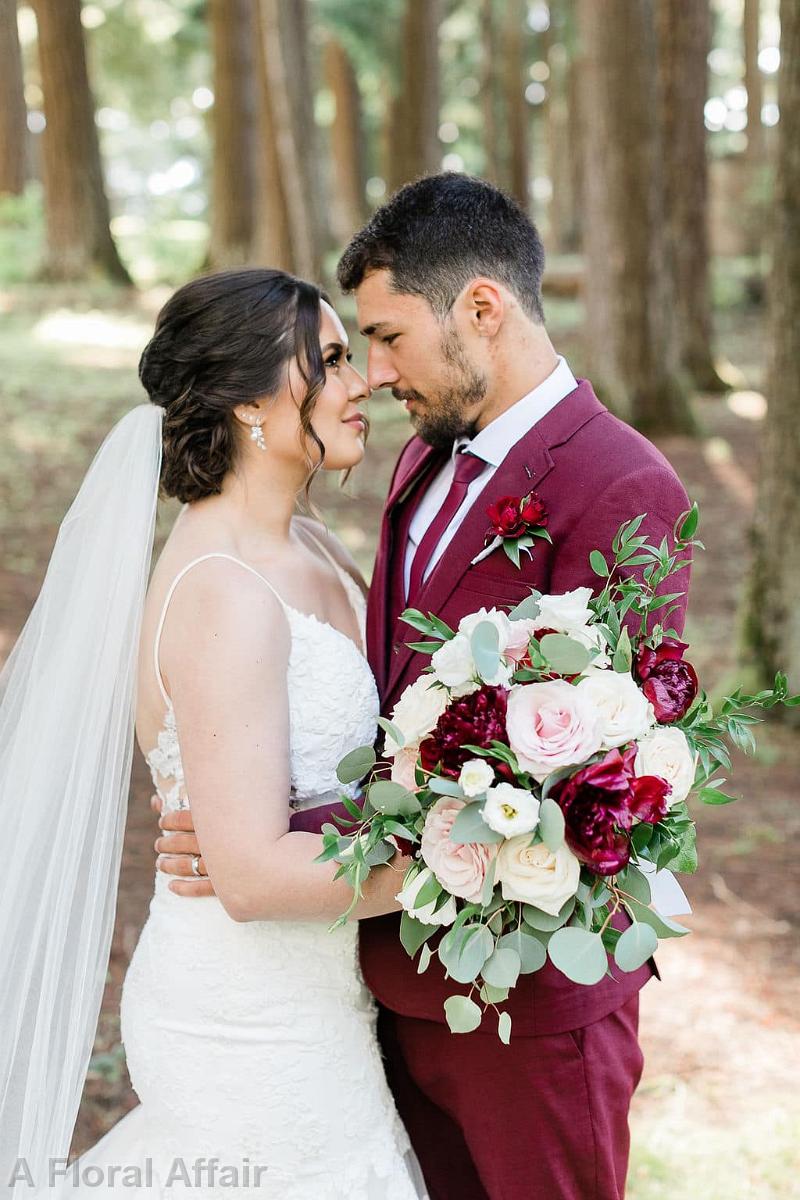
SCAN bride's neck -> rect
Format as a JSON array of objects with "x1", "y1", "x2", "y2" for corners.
[{"x1": 192, "y1": 455, "x2": 305, "y2": 547}]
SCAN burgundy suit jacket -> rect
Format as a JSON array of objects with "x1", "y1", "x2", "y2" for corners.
[{"x1": 359, "y1": 379, "x2": 692, "y2": 1036}]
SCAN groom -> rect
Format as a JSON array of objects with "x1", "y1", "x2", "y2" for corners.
[{"x1": 160, "y1": 174, "x2": 691, "y2": 1199}]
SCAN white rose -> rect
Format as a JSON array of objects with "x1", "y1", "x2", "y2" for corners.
[
  {"x1": 635, "y1": 727, "x2": 697, "y2": 806},
  {"x1": 385, "y1": 676, "x2": 448, "y2": 755},
  {"x1": 482, "y1": 783, "x2": 541, "y2": 837},
  {"x1": 495, "y1": 837, "x2": 581, "y2": 915},
  {"x1": 533, "y1": 588, "x2": 594, "y2": 634},
  {"x1": 577, "y1": 667, "x2": 655, "y2": 750},
  {"x1": 395, "y1": 866, "x2": 458, "y2": 926},
  {"x1": 431, "y1": 634, "x2": 480, "y2": 696},
  {"x1": 458, "y1": 758, "x2": 495, "y2": 798},
  {"x1": 458, "y1": 607, "x2": 513, "y2": 651}
]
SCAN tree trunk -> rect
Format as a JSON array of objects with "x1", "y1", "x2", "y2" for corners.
[
  {"x1": 743, "y1": 0, "x2": 800, "y2": 685},
  {"x1": 324, "y1": 36, "x2": 366, "y2": 247},
  {"x1": 578, "y1": 0, "x2": 694, "y2": 434},
  {"x1": 480, "y1": 0, "x2": 500, "y2": 184},
  {"x1": 252, "y1": 0, "x2": 293, "y2": 271},
  {"x1": 0, "y1": 0, "x2": 27, "y2": 197},
  {"x1": 31, "y1": 0, "x2": 130, "y2": 282},
  {"x1": 258, "y1": 0, "x2": 324, "y2": 280},
  {"x1": 501, "y1": 0, "x2": 530, "y2": 209},
  {"x1": 390, "y1": 0, "x2": 441, "y2": 190},
  {"x1": 657, "y1": 0, "x2": 726, "y2": 391},
  {"x1": 744, "y1": 0, "x2": 763, "y2": 164},
  {"x1": 207, "y1": 0, "x2": 258, "y2": 268}
]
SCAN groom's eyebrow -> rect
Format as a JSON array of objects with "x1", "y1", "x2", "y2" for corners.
[{"x1": 359, "y1": 321, "x2": 390, "y2": 337}]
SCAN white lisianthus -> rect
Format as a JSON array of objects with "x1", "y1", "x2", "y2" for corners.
[
  {"x1": 577, "y1": 667, "x2": 655, "y2": 750},
  {"x1": 458, "y1": 607, "x2": 513, "y2": 651},
  {"x1": 431, "y1": 634, "x2": 480, "y2": 696},
  {"x1": 495, "y1": 837, "x2": 581, "y2": 915},
  {"x1": 385, "y1": 676, "x2": 448, "y2": 756},
  {"x1": 482, "y1": 783, "x2": 541, "y2": 837},
  {"x1": 395, "y1": 866, "x2": 458, "y2": 926},
  {"x1": 635, "y1": 727, "x2": 697, "y2": 806},
  {"x1": 532, "y1": 587, "x2": 610, "y2": 668},
  {"x1": 533, "y1": 587, "x2": 595, "y2": 634},
  {"x1": 458, "y1": 758, "x2": 495, "y2": 797}
]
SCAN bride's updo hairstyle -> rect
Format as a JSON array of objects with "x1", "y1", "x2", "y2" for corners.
[{"x1": 139, "y1": 268, "x2": 327, "y2": 502}]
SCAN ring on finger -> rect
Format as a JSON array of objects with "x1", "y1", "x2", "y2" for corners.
[{"x1": 190, "y1": 854, "x2": 204, "y2": 878}]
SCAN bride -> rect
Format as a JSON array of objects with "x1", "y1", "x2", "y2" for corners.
[{"x1": 0, "y1": 269, "x2": 425, "y2": 1199}]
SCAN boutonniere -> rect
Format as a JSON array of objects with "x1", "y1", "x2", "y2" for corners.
[{"x1": 470, "y1": 491, "x2": 552, "y2": 569}]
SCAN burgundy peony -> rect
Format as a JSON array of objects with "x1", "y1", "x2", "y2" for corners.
[
  {"x1": 635, "y1": 637, "x2": 698, "y2": 724},
  {"x1": 553, "y1": 747, "x2": 671, "y2": 876},
  {"x1": 486, "y1": 491, "x2": 548, "y2": 540},
  {"x1": 420, "y1": 686, "x2": 513, "y2": 780}
]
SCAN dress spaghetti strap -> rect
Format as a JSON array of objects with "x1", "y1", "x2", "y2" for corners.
[{"x1": 151, "y1": 553, "x2": 288, "y2": 707}]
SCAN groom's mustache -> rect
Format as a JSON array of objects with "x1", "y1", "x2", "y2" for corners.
[{"x1": 392, "y1": 388, "x2": 427, "y2": 406}]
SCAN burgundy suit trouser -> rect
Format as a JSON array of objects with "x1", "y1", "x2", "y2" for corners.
[{"x1": 377, "y1": 995, "x2": 643, "y2": 1200}]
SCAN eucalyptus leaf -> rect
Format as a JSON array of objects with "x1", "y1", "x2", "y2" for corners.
[
  {"x1": 538, "y1": 796, "x2": 565, "y2": 851},
  {"x1": 443, "y1": 994, "x2": 483, "y2": 1034},
  {"x1": 612, "y1": 627, "x2": 632, "y2": 674},
  {"x1": 617, "y1": 863, "x2": 652, "y2": 905},
  {"x1": 498, "y1": 1011, "x2": 512, "y2": 1045},
  {"x1": 336, "y1": 745, "x2": 377, "y2": 785},
  {"x1": 497, "y1": 928, "x2": 547, "y2": 974},
  {"x1": 417, "y1": 943, "x2": 433, "y2": 974},
  {"x1": 376, "y1": 716, "x2": 405, "y2": 749},
  {"x1": 508, "y1": 592, "x2": 542, "y2": 621},
  {"x1": 547, "y1": 927, "x2": 608, "y2": 986},
  {"x1": 368, "y1": 780, "x2": 421, "y2": 817},
  {"x1": 539, "y1": 633, "x2": 592, "y2": 676},
  {"x1": 430, "y1": 776, "x2": 467, "y2": 798},
  {"x1": 522, "y1": 895, "x2": 576, "y2": 931},
  {"x1": 481, "y1": 946, "x2": 521, "y2": 989},
  {"x1": 449, "y1": 801, "x2": 505, "y2": 845},
  {"x1": 471, "y1": 620, "x2": 501, "y2": 680},
  {"x1": 614, "y1": 922, "x2": 658, "y2": 972},
  {"x1": 439, "y1": 923, "x2": 495, "y2": 984},
  {"x1": 480, "y1": 982, "x2": 510, "y2": 1006},
  {"x1": 622, "y1": 896, "x2": 690, "y2": 938}
]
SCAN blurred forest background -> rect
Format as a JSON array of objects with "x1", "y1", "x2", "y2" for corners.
[{"x1": 0, "y1": 1, "x2": 798, "y2": 1198}]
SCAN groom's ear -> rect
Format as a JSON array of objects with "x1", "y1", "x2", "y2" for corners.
[{"x1": 461, "y1": 279, "x2": 505, "y2": 338}]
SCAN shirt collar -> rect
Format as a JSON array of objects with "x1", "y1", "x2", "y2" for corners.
[{"x1": 455, "y1": 356, "x2": 578, "y2": 467}]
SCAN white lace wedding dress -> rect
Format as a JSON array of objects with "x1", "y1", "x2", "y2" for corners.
[{"x1": 67, "y1": 547, "x2": 425, "y2": 1200}]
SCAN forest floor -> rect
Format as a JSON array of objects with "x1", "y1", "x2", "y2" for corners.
[{"x1": 1, "y1": 276, "x2": 798, "y2": 1200}]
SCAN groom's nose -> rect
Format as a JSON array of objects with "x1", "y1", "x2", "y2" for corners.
[{"x1": 366, "y1": 344, "x2": 400, "y2": 392}]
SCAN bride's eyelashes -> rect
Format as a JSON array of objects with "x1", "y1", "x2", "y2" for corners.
[{"x1": 324, "y1": 350, "x2": 354, "y2": 371}]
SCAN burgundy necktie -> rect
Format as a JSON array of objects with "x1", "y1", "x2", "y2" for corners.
[{"x1": 407, "y1": 448, "x2": 485, "y2": 603}]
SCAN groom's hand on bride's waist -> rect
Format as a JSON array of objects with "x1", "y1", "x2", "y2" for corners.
[{"x1": 152, "y1": 795, "x2": 216, "y2": 898}]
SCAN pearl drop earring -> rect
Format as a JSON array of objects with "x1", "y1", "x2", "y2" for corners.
[{"x1": 250, "y1": 422, "x2": 266, "y2": 452}]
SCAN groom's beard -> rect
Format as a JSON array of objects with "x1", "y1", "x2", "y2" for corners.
[{"x1": 394, "y1": 328, "x2": 488, "y2": 449}]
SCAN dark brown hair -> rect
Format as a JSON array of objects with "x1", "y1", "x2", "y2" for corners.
[{"x1": 138, "y1": 268, "x2": 328, "y2": 503}]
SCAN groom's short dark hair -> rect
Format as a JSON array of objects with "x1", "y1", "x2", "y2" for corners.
[{"x1": 337, "y1": 173, "x2": 545, "y2": 322}]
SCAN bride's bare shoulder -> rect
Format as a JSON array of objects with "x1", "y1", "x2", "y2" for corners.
[{"x1": 292, "y1": 514, "x2": 368, "y2": 595}]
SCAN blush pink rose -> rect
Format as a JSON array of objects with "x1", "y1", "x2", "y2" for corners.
[
  {"x1": 390, "y1": 745, "x2": 421, "y2": 792},
  {"x1": 506, "y1": 679, "x2": 602, "y2": 782},
  {"x1": 420, "y1": 797, "x2": 497, "y2": 903},
  {"x1": 505, "y1": 618, "x2": 538, "y2": 665}
]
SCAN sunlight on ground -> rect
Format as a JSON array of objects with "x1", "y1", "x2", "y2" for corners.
[
  {"x1": 727, "y1": 389, "x2": 768, "y2": 421},
  {"x1": 32, "y1": 309, "x2": 151, "y2": 352}
]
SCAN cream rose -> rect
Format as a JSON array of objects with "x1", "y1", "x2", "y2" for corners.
[
  {"x1": 495, "y1": 837, "x2": 580, "y2": 914},
  {"x1": 430, "y1": 634, "x2": 480, "y2": 696},
  {"x1": 396, "y1": 866, "x2": 458, "y2": 926},
  {"x1": 420, "y1": 797, "x2": 498, "y2": 903},
  {"x1": 635, "y1": 727, "x2": 697, "y2": 806},
  {"x1": 390, "y1": 745, "x2": 421, "y2": 791},
  {"x1": 385, "y1": 676, "x2": 448, "y2": 755},
  {"x1": 458, "y1": 606, "x2": 513, "y2": 650},
  {"x1": 505, "y1": 618, "x2": 538, "y2": 664},
  {"x1": 458, "y1": 758, "x2": 495, "y2": 797},
  {"x1": 577, "y1": 667, "x2": 655, "y2": 750},
  {"x1": 506, "y1": 679, "x2": 602, "y2": 782},
  {"x1": 482, "y1": 783, "x2": 541, "y2": 838},
  {"x1": 533, "y1": 587, "x2": 594, "y2": 634}
]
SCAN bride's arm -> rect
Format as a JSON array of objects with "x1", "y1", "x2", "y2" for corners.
[{"x1": 159, "y1": 561, "x2": 406, "y2": 923}]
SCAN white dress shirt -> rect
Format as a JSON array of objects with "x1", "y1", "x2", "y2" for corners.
[{"x1": 404, "y1": 356, "x2": 578, "y2": 594}]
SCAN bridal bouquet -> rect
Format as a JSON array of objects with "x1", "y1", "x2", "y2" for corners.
[{"x1": 317, "y1": 506, "x2": 796, "y2": 1039}]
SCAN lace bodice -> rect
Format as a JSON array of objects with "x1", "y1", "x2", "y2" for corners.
[{"x1": 144, "y1": 540, "x2": 379, "y2": 818}]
